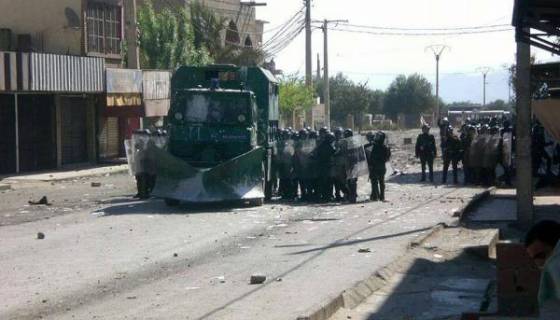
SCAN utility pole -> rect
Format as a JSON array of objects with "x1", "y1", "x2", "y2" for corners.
[
  {"x1": 125, "y1": 0, "x2": 140, "y2": 69},
  {"x1": 515, "y1": 28, "x2": 534, "y2": 226},
  {"x1": 477, "y1": 67, "x2": 492, "y2": 107},
  {"x1": 316, "y1": 53, "x2": 321, "y2": 80},
  {"x1": 305, "y1": 0, "x2": 312, "y2": 87},
  {"x1": 426, "y1": 45, "x2": 450, "y2": 125},
  {"x1": 320, "y1": 19, "x2": 348, "y2": 128}
]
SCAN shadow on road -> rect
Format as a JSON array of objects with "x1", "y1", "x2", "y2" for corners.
[
  {"x1": 95, "y1": 198, "x2": 241, "y2": 216},
  {"x1": 283, "y1": 226, "x2": 433, "y2": 255}
]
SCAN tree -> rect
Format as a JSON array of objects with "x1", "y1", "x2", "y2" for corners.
[
  {"x1": 383, "y1": 74, "x2": 436, "y2": 120},
  {"x1": 368, "y1": 90, "x2": 385, "y2": 115},
  {"x1": 279, "y1": 75, "x2": 315, "y2": 125},
  {"x1": 137, "y1": 1, "x2": 211, "y2": 69},
  {"x1": 316, "y1": 73, "x2": 375, "y2": 127},
  {"x1": 190, "y1": 1, "x2": 266, "y2": 66}
]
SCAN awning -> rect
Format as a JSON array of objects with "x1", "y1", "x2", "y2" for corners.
[{"x1": 143, "y1": 70, "x2": 171, "y2": 117}]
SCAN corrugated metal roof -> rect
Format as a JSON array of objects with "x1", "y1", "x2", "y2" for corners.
[{"x1": 29, "y1": 53, "x2": 104, "y2": 93}]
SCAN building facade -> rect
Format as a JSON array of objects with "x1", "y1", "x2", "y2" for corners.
[
  {"x1": 149, "y1": 0, "x2": 265, "y2": 49},
  {"x1": 0, "y1": 0, "x2": 168, "y2": 174}
]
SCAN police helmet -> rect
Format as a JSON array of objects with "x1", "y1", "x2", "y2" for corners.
[{"x1": 344, "y1": 128, "x2": 354, "y2": 138}]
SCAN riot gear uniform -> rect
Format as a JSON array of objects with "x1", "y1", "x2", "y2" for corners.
[
  {"x1": 415, "y1": 125, "x2": 436, "y2": 182},
  {"x1": 442, "y1": 128, "x2": 462, "y2": 184},
  {"x1": 369, "y1": 132, "x2": 391, "y2": 201},
  {"x1": 343, "y1": 129, "x2": 358, "y2": 203},
  {"x1": 315, "y1": 132, "x2": 336, "y2": 202}
]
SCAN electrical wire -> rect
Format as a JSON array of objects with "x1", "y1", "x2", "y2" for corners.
[
  {"x1": 336, "y1": 23, "x2": 512, "y2": 31},
  {"x1": 324, "y1": 27, "x2": 513, "y2": 37}
]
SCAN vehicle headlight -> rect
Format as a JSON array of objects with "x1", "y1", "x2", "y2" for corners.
[{"x1": 174, "y1": 112, "x2": 184, "y2": 121}]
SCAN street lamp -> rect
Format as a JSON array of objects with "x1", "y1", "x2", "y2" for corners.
[{"x1": 426, "y1": 44, "x2": 450, "y2": 125}]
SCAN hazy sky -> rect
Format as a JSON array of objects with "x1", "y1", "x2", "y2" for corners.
[{"x1": 256, "y1": 0, "x2": 559, "y2": 103}]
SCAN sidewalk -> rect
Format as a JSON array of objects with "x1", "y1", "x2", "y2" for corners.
[
  {"x1": 329, "y1": 226, "x2": 499, "y2": 320},
  {"x1": 0, "y1": 164, "x2": 129, "y2": 185}
]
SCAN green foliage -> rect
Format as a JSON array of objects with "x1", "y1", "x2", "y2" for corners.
[
  {"x1": 316, "y1": 73, "x2": 385, "y2": 127},
  {"x1": 279, "y1": 75, "x2": 315, "y2": 114},
  {"x1": 137, "y1": 1, "x2": 212, "y2": 69},
  {"x1": 190, "y1": 1, "x2": 265, "y2": 66},
  {"x1": 383, "y1": 74, "x2": 436, "y2": 120}
]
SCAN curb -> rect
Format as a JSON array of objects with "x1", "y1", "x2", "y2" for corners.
[
  {"x1": 0, "y1": 183, "x2": 11, "y2": 191},
  {"x1": 454, "y1": 186, "x2": 496, "y2": 221},
  {"x1": 295, "y1": 187, "x2": 494, "y2": 320},
  {"x1": 2, "y1": 166, "x2": 129, "y2": 183}
]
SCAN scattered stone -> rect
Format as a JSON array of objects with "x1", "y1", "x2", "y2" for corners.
[
  {"x1": 91, "y1": 182, "x2": 102, "y2": 187},
  {"x1": 358, "y1": 248, "x2": 371, "y2": 253},
  {"x1": 276, "y1": 277, "x2": 283, "y2": 282},
  {"x1": 250, "y1": 274, "x2": 267, "y2": 284},
  {"x1": 37, "y1": 232, "x2": 45, "y2": 240},
  {"x1": 173, "y1": 253, "x2": 178, "y2": 257},
  {"x1": 126, "y1": 296, "x2": 137, "y2": 300},
  {"x1": 29, "y1": 196, "x2": 50, "y2": 206},
  {"x1": 42, "y1": 299, "x2": 47, "y2": 303}
]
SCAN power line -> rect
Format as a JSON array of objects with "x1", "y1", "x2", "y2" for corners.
[
  {"x1": 324, "y1": 27, "x2": 513, "y2": 37},
  {"x1": 336, "y1": 23, "x2": 511, "y2": 31}
]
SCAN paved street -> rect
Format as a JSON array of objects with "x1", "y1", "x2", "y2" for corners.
[{"x1": 0, "y1": 161, "x2": 484, "y2": 319}]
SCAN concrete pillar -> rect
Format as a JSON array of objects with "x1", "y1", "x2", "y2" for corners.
[
  {"x1": 86, "y1": 96, "x2": 97, "y2": 163},
  {"x1": 14, "y1": 93, "x2": 19, "y2": 173},
  {"x1": 55, "y1": 95, "x2": 63, "y2": 168},
  {"x1": 516, "y1": 29, "x2": 534, "y2": 226},
  {"x1": 125, "y1": 0, "x2": 140, "y2": 69}
]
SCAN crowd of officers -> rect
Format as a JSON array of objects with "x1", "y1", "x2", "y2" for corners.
[
  {"x1": 415, "y1": 117, "x2": 514, "y2": 186},
  {"x1": 274, "y1": 127, "x2": 391, "y2": 203}
]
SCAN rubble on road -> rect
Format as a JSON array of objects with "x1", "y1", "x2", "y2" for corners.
[
  {"x1": 91, "y1": 182, "x2": 102, "y2": 187},
  {"x1": 28, "y1": 196, "x2": 50, "y2": 206},
  {"x1": 250, "y1": 274, "x2": 267, "y2": 284},
  {"x1": 37, "y1": 232, "x2": 45, "y2": 240}
]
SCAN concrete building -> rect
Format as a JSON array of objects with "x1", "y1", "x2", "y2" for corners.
[
  {"x1": 0, "y1": 0, "x2": 165, "y2": 173},
  {"x1": 148, "y1": 0, "x2": 265, "y2": 49}
]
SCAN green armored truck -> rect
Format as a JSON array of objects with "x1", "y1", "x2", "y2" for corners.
[{"x1": 150, "y1": 65, "x2": 280, "y2": 206}]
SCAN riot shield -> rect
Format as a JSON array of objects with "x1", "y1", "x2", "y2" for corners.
[
  {"x1": 341, "y1": 135, "x2": 369, "y2": 179},
  {"x1": 502, "y1": 132, "x2": 513, "y2": 167},
  {"x1": 469, "y1": 135, "x2": 487, "y2": 169},
  {"x1": 483, "y1": 135, "x2": 501, "y2": 169},
  {"x1": 125, "y1": 133, "x2": 153, "y2": 176},
  {"x1": 151, "y1": 146, "x2": 265, "y2": 202},
  {"x1": 294, "y1": 139, "x2": 317, "y2": 180},
  {"x1": 276, "y1": 140, "x2": 295, "y2": 179}
]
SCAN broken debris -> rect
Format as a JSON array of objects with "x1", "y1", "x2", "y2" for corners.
[
  {"x1": 250, "y1": 274, "x2": 267, "y2": 285},
  {"x1": 29, "y1": 196, "x2": 50, "y2": 206},
  {"x1": 358, "y1": 248, "x2": 371, "y2": 253},
  {"x1": 91, "y1": 182, "x2": 102, "y2": 187},
  {"x1": 37, "y1": 232, "x2": 45, "y2": 240}
]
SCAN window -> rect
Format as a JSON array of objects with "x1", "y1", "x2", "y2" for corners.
[
  {"x1": 86, "y1": 2, "x2": 122, "y2": 56},
  {"x1": 225, "y1": 21, "x2": 240, "y2": 45},
  {"x1": 244, "y1": 36, "x2": 253, "y2": 48}
]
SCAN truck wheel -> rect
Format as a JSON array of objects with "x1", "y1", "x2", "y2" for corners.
[{"x1": 165, "y1": 198, "x2": 180, "y2": 207}]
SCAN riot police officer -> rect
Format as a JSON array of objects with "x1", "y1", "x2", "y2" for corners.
[
  {"x1": 462, "y1": 125, "x2": 477, "y2": 185},
  {"x1": 277, "y1": 129, "x2": 295, "y2": 200},
  {"x1": 442, "y1": 127, "x2": 462, "y2": 184},
  {"x1": 344, "y1": 129, "x2": 358, "y2": 203},
  {"x1": 369, "y1": 131, "x2": 391, "y2": 202},
  {"x1": 315, "y1": 132, "x2": 336, "y2": 202},
  {"x1": 133, "y1": 129, "x2": 157, "y2": 199},
  {"x1": 332, "y1": 127, "x2": 347, "y2": 201},
  {"x1": 415, "y1": 124, "x2": 437, "y2": 182},
  {"x1": 295, "y1": 129, "x2": 310, "y2": 200}
]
